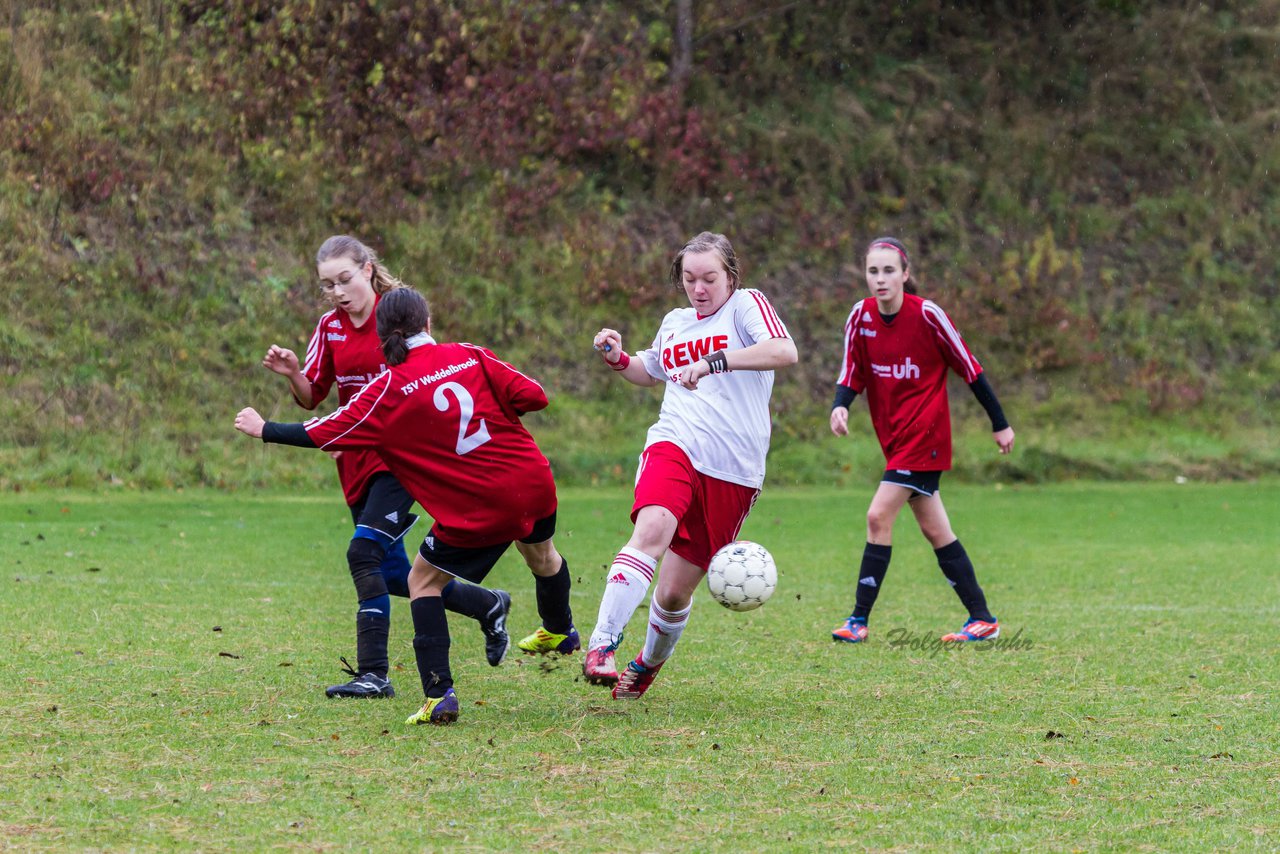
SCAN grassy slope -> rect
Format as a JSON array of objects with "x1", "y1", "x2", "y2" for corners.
[{"x1": 2, "y1": 483, "x2": 1277, "y2": 849}]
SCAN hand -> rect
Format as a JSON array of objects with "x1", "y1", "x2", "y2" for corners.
[
  {"x1": 593, "y1": 328, "x2": 623, "y2": 365},
  {"x1": 830, "y1": 406, "x2": 849, "y2": 437},
  {"x1": 326, "y1": 450, "x2": 344, "y2": 461},
  {"x1": 234, "y1": 407, "x2": 266, "y2": 438},
  {"x1": 678, "y1": 358, "x2": 711, "y2": 390},
  {"x1": 993, "y1": 426, "x2": 1015, "y2": 454},
  {"x1": 262, "y1": 345, "x2": 300, "y2": 376}
]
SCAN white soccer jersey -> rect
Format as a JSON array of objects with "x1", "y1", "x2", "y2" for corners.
[{"x1": 635, "y1": 287, "x2": 790, "y2": 489}]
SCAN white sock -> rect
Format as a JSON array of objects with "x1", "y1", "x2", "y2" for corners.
[
  {"x1": 588, "y1": 547, "x2": 656, "y2": 650},
  {"x1": 639, "y1": 600, "x2": 691, "y2": 669}
]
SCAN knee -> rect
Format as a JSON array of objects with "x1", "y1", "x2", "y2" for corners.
[
  {"x1": 866, "y1": 507, "x2": 893, "y2": 539},
  {"x1": 630, "y1": 508, "x2": 676, "y2": 555},
  {"x1": 527, "y1": 548, "x2": 563, "y2": 578},
  {"x1": 919, "y1": 522, "x2": 954, "y2": 549},
  {"x1": 408, "y1": 564, "x2": 447, "y2": 598},
  {"x1": 653, "y1": 585, "x2": 692, "y2": 613},
  {"x1": 348, "y1": 538, "x2": 389, "y2": 600}
]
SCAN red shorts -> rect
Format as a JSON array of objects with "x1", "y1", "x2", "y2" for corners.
[{"x1": 632, "y1": 442, "x2": 760, "y2": 570}]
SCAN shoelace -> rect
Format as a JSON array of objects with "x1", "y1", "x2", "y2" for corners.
[{"x1": 339, "y1": 656, "x2": 359, "y2": 678}]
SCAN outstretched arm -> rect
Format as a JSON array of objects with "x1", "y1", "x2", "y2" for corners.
[
  {"x1": 593, "y1": 327, "x2": 660, "y2": 388},
  {"x1": 234, "y1": 407, "x2": 319, "y2": 447}
]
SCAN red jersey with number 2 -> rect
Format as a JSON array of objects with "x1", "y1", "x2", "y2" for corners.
[
  {"x1": 836, "y1": 294, "x2": 983, "y2": 471},
  {"x1": 302, "y1": 340, "x2": 557, "y2": 548}
]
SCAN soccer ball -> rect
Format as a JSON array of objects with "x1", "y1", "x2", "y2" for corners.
[{"x1": 706, "y1": 541, "x2": 777, "y2": 612}]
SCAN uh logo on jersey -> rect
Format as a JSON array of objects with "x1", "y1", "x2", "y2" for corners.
[
  {"x1": 872, "y1": 357, "x2": 921, "y2": 380},
  {"x1": 661, "y1": 334, "x2": 730, "y2": 372}
]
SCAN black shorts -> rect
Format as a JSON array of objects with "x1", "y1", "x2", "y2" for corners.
[
  {"x1": 349, "y1": 474, "x2": 415, "y2": 541},
  {"x1": 417, "y1": 511, "x2": 557, "y2": 584},
  {"x1": 881, "y1": 468, "x2": 942, "y2": 499}
]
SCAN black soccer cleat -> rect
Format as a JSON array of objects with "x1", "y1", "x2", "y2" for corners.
[
  {"x1": 480, "y1": 589, "x2": 512, "y2": 667},
  {"x1": 325, "y1": 671, "x2": 395, "y2": 699}
]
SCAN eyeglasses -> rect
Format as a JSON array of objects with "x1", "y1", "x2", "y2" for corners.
[{"x1": 319, "y1": 269, "x2": 359, "y2": 293}]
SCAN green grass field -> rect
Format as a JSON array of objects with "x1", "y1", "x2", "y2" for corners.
[{"x1": 3, "y1": 482, "x2": 1277, "y2": 850}]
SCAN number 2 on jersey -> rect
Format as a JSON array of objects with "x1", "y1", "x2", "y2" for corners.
[{"x1": 433, "y1": 382, "x2": 492, "y2": 455}]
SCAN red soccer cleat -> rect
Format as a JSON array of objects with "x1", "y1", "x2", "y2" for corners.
[
  {"x1": 832, "y1": 616, "x2": 869, "y2": 644},
  {"x1": 941, "y1": 617, "x2": 1000, "y2": 643},
  {"x1": 612, "y1": 657, "x2": 662, "y2": 699}
]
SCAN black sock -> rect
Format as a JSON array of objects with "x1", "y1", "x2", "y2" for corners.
[
  {"x1": 355, "y1": 597, "x2": 391, "y2": 677},
  {"x1": 852, "y1": 543, "x2": 891, "y2": 620},
  {"x1": 441, "y1": 579, "x2": 499, "y2": 622},
  {"x1": 409, "y1": 596, "x2": 452, "y2": 698},
  {"x1": 935, "y1": 539, "x2": 994, "y2": 622},
  {"x1": 534, "y1": 558, "x2": 573, "y2": 635}
]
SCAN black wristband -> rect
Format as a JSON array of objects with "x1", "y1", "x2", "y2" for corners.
[
  {"x1": 832, "y1": 384, "x2": 858, "y2": 410},
  {"x1": 704, "y1": 350, "x2": 729, "y2": 374},
  {"x1": 261, "y1": 421, "x2": 318, "y2": 448}
]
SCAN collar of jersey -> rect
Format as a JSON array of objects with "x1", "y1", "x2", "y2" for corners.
[{"x1": 406, "y1": 332, "x2": 436, "y2": 349}]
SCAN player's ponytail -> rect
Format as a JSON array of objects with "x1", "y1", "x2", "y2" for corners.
[
  {"x1": 866, "y1": 236, "x2": 918, "y2": 295},
  {"x1": 376, "y1": 288, "x2": 431, "y2": 366}
]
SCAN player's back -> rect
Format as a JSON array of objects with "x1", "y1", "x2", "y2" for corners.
[{"x1": 376, "y1": 341, "x2": 556, "y2": 547}]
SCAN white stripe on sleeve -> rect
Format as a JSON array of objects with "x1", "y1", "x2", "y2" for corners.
[
  {"x1": 922, "y1": 300, "x2": 979, "y2": 380},
  {"x1": 305, "y1": 370, "x2": 392, "y2": 448}
]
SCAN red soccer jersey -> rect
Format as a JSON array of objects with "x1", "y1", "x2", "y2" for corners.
[
  {"x1": 302, "y1": 339, "x2": 557, "y2": 548},
  {"x1": 836, "y1": 294, "x2": 983, "y2": 470},
  {"x1": 298, "y1": 297, "x2": 390, "y2": 506}
]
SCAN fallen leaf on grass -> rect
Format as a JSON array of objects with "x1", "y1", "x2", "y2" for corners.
[
  {"x1": 1068, "y1": 777, "x2": 1080, "y2": 785},
  {"x1": 1209, "y1": 752, "x2": 1233, "y2": 760},
  {"x1": 218, "y1": 652, "x2": 240, "y2": 659},
  {"x1": 1045, "y1": 730, "x2": 1066, "y2": 740}
]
